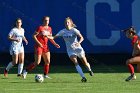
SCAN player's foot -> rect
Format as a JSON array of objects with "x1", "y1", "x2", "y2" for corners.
[
  {"x1": 89, "y1": 71, "x2": 94, "y2": 76},
  {"x1": 125, "y1": 74, "x2": 136, "y2": 81},
  {"x1": 4, "y1": 69, "x2": 8, "y2": 77},
  {"x1": 22, "y1": 70, "x2": 27, "y2": 79},
  {"x1": 44, "y1": 75, "x2": 52, "y2": 79},
  {"x1": 81, "y1": 77, "x2": 87, "y2": 82},
  {"x1": 17, "y1": 74, "x2": 22, "y2": 77}
]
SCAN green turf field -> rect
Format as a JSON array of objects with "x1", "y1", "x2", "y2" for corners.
[{"x1": 0, "y1": 65, "x2": 139, "y2": 93}]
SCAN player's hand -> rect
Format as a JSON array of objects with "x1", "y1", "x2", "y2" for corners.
[
  {"x1": 38, "y1": 43, "x2": 43, "y2": 48},
  {"x1": 75, "y1": 42, "x2": 80, "y2": 47},
  {"x1": 55, "y1": 44, "x2": 60, "y2": 48},
  {"x1": 15, "y1": 39, "x2": 20, "y2": 42},
  {"x1": 25, "y1": 40, "x2": 28, "y2": 45}
]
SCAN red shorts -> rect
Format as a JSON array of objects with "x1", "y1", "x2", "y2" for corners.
[{"x1": 34, "y1": 45, "x2": 50, "y2": 55}]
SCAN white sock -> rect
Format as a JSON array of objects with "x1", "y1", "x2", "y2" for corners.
[
  {"x1": 75, "y1": 65, "x2": 85, "y2": 78},
  {"x1": 86, "y1": 62, "x2": 92, "y2": 71},
  {"x1": 18, "y1": 63, "x2": 24, "y2": 74},
  {"x1": 6, "y1": 62, "x2": 14, "y2": 71}
]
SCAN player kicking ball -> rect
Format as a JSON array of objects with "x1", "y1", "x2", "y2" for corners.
[
  {"x1": 47, "y1": 17, "x2": 94, "y2": 82},
  {"x1": 122, "y1": 26, "x2": 140, "y2": 81}
]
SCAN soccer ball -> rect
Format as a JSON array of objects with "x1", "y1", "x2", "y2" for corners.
[{"x1": 35, "y1": 74, "x2": 44, "y2": 83}]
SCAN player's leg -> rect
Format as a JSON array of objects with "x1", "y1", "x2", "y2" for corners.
[
  {"x1": 78, "y1": 50, "x2": 93, "y2": 76},
  {"x1": 79, "y1": 55, "x2": 94, "y2": 76},
  {"x1": 42, "y1": 52, "x2": 51, "y2": 79},
  {"x1": 125, "y1": 56, "x2": 140, "y2": 81},
  {"x1": 22, "y1": 47, "x2": 42, "y2": 79},
  {"x1": 17, "y1": 47, "x2": 24, "y2": 77},
  {"x1": 4, "y1": 54, "x2": 18, "y2": 77},
  {"x1": 23, "y1": 54, "x2": 42, "y2": 79},
  {"x1": 70, "y1": 55, "x2": 87, "y2": 82},
  {"x1": 18, "y1": 52, "x2": 24, "y2": 77}
]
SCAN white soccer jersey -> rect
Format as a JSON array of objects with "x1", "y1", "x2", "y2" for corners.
[
  {"x1": 56, "y1": 28, "x2": 85, "y2": 57},
  {"x1": 8, "y1": 27, "x2": 25, "y2": 55},
  {"x1": 9, "y1": 27, "x2": 25, "y2": 47}
]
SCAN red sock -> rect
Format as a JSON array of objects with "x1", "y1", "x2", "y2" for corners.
[
  {"x1": 127, "y1": 64, "x2": 134, "y2": 75},
  {"x1": 44, "y1": 64, "x2": 49, "y2": 75},
  {"x1": 26, "y1": 63, "x2": 36, "y2": 72}
]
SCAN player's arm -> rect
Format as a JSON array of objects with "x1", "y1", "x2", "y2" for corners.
[
  {"x1": 8, "y1": 35, "x2": 20, "y2": 42},
  {"x1": 77, "y1": 33, "x2": 84, "y2": 44},
  {"x1": 49, "y1": 39, "x2": 60, "y2": 48},
  {"x1": 132, "y1": 40, "x2": 140, "y2": 56},
  {"x1": 47, "y1": 35, "x2": 58, "y2": 39},
  {"x1": 47, "y1": 34, "x2": 60, "y2": 48},
  {"x1": 133, "y1": 38, "x2": 140, "y2": 49},
  {"x1": 23, "y1": 36, "x2": 28, "y2": 45},
  {"x1": 32, "y1": 31, "x2": 43, "y2": 47}
]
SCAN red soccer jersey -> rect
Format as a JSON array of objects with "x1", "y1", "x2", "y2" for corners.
[
  {"x1": 132, "y1": 35, "x2": 140, "y2": 46},
  {"x1": 35, "y1": 26, "x2": 52, "y2": 46}
]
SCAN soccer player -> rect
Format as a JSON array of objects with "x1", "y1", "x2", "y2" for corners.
[
  {"x1": 123, "y1": 27, "x2": 140, "y2": 81},
  {"x1": 22, "y1": 16, "x2": 60, "y2": 79},
  {"x1": 47, "y1": 17, "x2": 94, "y2": 82},
  {"x1": 4, "y1": 18, "x2": 28, "y2": 77}
]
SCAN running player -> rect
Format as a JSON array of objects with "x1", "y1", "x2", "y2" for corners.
[
  {"x1": 123, "y1": 26, "x2": 140, "y2": 81},
  {"x1": 4, "y1": 18, "x2": 28, "y2": 77},
  {"x1": 22, "y1": 16, "x2": 60, "y2": 79},
  {"x1": 47, "y1": 17, "x2": 93, "y2": 82}
]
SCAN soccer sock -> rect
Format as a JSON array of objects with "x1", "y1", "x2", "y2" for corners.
[
  {"x1": 44, "y1": 64, "x2": 49, "y2": 75},
  {"x1": 18, "y1": 63, "x2": 24, "y2": 75},
  {"x1": 75, "y1": 64, "x2": 85, "y2": 78},
  {"x1": 26, "y1": 63, "x2": 36, "y2": 72},
  {"x1": 85, "y1": 62, "x2": 92, "y2": 71},
  {"x1": 6, "y1": 62, "x2": 14, "y2": 71},
  {"x1": 127, "y1": 64, "x2": 134, "y2": 75}
]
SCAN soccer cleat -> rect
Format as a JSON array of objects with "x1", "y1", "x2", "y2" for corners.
[
  {"x1": 22, "y1": 70, "x2": 27, "y2": 79},
  {"x1": 89, "y1": 71, "x2": 94, "y2": 76},
  {"x1": 44, "y1": 75, "x2": 52, "y2": 79},
  {"x1": 81, "y1": 77, "x2": 87, "y2": 82},
  {"x1": 4, "y1": 69, "x2": 8, "y2": 77},
  {"x1": 125, "y1": 74, "x2": 136, "y2": 81},
  {"x1": 17, "y1": 74, "x2": 22, "y2": 77}
]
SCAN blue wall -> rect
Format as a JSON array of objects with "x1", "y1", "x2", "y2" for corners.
[{"x1": 0, "y1": 0, "x2": 140, "y2": 53}]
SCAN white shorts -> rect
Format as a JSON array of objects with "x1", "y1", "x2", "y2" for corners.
[
  {"x1": 67, "y1": 47, "x2": 85, "y2": 58},
  {"x1": 10, "y1": 45, "x2": 24, "y2": 55}
]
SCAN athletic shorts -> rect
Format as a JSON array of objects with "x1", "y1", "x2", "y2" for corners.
[
  {"x1": 10, "y1": 45, "x2": 24, "y2": 55},
  {"x1": 67, "y1": 47, "x2": 85, "y2": 58},
  {"x1": 34, "y1": 45, "x2": 50, "y2": 55}
]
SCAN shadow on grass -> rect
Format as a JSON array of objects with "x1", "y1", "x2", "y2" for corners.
[{"x1": 0, "y1": 64, "x2": 134, "y2": 74}]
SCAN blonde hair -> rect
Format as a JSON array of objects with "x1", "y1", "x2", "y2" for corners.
[{"x1": 65, "y1": 17, "x2": 76, "y2": 28}]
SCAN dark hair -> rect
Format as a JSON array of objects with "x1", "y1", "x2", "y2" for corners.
[
  {"x1": 42, "y1": 16, "x2": 50, "y2": 21},
  {"x1": 122, "y1": 26, "x2": 136, "y2": 35},
  {"x1": 13, "y1": 18, "x2": 22, "y2": 27}
]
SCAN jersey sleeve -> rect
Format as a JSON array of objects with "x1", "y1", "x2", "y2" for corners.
[
  {"x1": 73, "y1": 28, "x2": 81, "y2": 35},
  {"x1": 56, "y1": 30, "x2": 64, "y2": 37},
  {"x1": 49, "y1": 27, "x2": 52, "y2": 35},
  {"x1": 35, "y1": 26, "x2": 42, "y2": 33},
  {"x1": 132, "y1": 36, "x2": 138, "y2": 45},
  {"x1": 8, "y1": 29, "x2": 14, "y2": 37}
]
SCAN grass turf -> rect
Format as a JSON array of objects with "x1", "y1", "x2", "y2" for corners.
[{"x1": 0, "y1": 65, "x2": 140, "y2": 93}]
